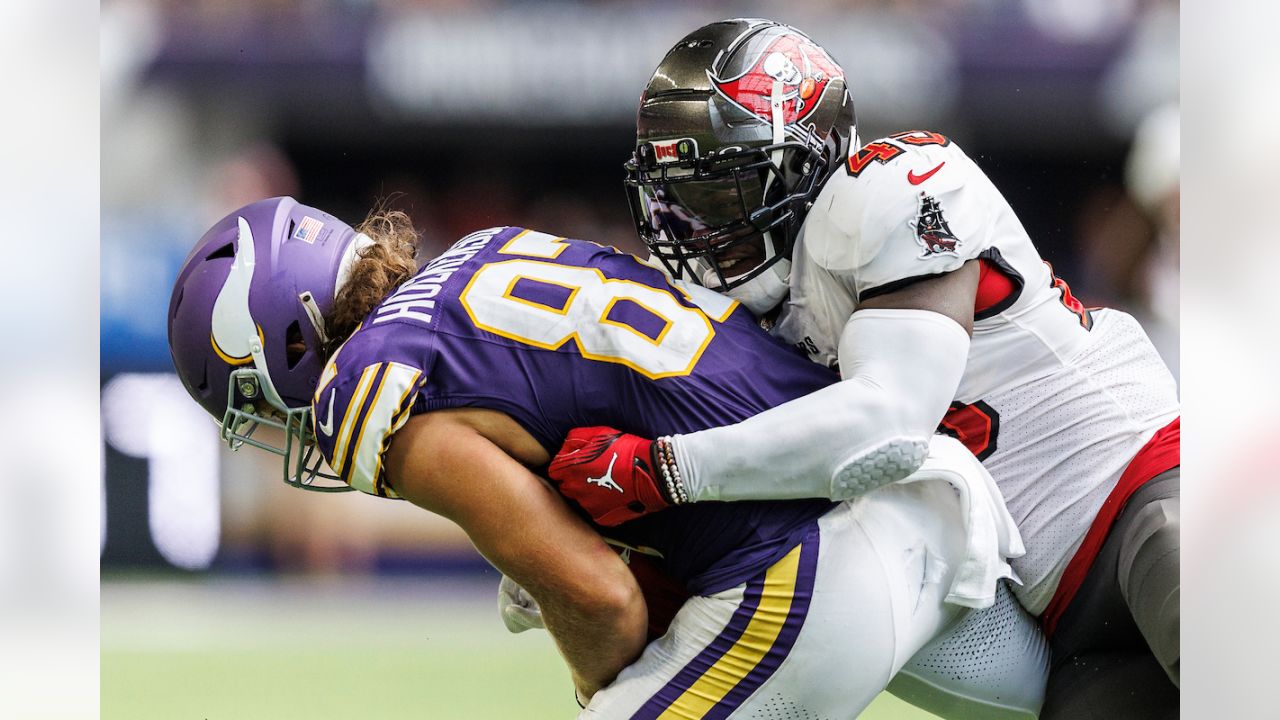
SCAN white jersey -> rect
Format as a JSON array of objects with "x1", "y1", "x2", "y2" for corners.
[{"x1": 771, "y1": 130, "x2": 1180, "y2": 614}]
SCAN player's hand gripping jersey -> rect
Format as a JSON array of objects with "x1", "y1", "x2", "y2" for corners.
[
  {"x1": 774, "y1": 131, "x2": 1180, "y2": 618},
  {"x1": 311, "y1": 226, "x2": 837, "y2": 595}
]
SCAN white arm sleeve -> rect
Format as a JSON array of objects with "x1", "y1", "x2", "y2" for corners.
[{"x1": 671, "y1": 308, "x2": 971, "y2": 502}]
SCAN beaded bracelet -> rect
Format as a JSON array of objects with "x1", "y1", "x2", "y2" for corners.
[{"x1": 654, "y1": 436, "x2": 688, "y2": 505}]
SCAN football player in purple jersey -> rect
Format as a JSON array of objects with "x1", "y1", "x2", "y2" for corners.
[{"x1": 168, "y1": 197, "x2": 1044, "y2": 718}]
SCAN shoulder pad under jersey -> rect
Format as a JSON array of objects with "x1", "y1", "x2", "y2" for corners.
[
  {"x1": 311, "y1": 322, "x2": 431, "y2": 498},
  {"x1": 801, "y1": 131, "x2": 1002, "y2": 301}
]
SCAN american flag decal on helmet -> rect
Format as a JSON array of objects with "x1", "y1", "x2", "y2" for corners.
[{"x1": 292, "y1": 216, "x2": 324, "y2": 244}]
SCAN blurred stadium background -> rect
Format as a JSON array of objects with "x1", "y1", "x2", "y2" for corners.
[{"x1": 100, "y1": 1, "x2": 1177, "y2": 717}]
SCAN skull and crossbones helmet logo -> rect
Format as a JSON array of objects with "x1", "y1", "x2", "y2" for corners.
[{"x1": 710, "y1": 32, "x2": 842, "y2": 128}]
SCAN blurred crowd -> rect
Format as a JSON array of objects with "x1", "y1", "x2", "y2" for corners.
[{"x1": 101, "y1": 0, "x2": 1178, "y2": 575}]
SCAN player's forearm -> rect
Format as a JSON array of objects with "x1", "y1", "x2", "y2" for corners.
[
  {"x1": 385, "y1": 412, "x2": 648, "y2": 696},
  {"x1": 671, "y1": 377, "x2": 942, "y2": 503},
  {"x1": 539, "y1": 582, "x2": 648, "y2": 700},
  {"x1": 672, "y1": 309, "x2": 969, "y2": 502}
]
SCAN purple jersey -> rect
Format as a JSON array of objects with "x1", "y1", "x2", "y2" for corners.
[{"x1": 313, "y1": 227, "x2": 837, "y2": 594}]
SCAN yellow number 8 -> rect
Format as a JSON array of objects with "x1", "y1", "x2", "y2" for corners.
[{"x1": 459, "y1": 258, "x2": 716, "y2": 379}]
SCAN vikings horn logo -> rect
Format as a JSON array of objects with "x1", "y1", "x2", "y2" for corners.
[
  {"x1": 709, "y1": 33, "x2": 843, "y2": 129},
  {"x1": 912, "y1": 192, "x2": 961, "y2": 257}
]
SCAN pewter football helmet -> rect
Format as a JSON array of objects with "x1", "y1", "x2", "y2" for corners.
[{"x1": 626, "y1": 18, "x2": 856, "y2": 291}]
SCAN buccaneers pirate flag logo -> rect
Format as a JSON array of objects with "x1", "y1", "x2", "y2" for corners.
[
  {"x1": 912, "y1": 192, "x2": 961, "y2": 257},
  {"x1": 709, "y1": 33, "x2": 844, "y2": 130}
]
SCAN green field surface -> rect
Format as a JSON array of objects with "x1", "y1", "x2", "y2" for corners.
[{"x1": 102, "y1": 576, "x2": 940, "y2": 719}]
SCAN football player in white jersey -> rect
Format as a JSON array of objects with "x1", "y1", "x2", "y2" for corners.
[{"x1": 548, "y1": 18, "x2": 1180, "y2": 718}]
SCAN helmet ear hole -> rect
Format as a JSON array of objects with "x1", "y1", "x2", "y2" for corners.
[
  {"x1": 285, "y1": 321, "x2": 306, "y2": 369},
  {"x1": 204, "y1": 243, "x2": 235, "y2": 261}
]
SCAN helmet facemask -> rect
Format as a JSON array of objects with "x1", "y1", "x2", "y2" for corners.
[
  {"x1": 219, "y1": 366, "x2": 350, "y2": 494},
  {"x1": 625, "y1": 137, "x2": 825, "y2": 294}
]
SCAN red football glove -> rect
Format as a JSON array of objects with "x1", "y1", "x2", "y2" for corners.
[{"x1": 548, "y1": 427, "x2": 671, "y2": 526}]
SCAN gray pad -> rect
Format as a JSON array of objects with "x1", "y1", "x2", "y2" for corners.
[{"x1": 829, "y1": 438, "x2": 928, "y2": 499}]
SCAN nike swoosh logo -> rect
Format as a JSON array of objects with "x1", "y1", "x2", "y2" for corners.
[
  {"x1": 316, "y1": 390, "x2": 337, "y2": 436},
  {"x1": 586, "y1": 453, "x2": 624, "y2": 493},
  {"x1": 907, "y1": 161, "x2": 945, "y2": 185}
]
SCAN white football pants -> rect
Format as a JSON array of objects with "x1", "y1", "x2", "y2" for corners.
[{"x1": 581, "y1": 480, "x2": 1047, "y2": 719}]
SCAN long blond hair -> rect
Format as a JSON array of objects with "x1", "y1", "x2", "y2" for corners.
[{"x1": 324, "y1": 209, "x2": 419, "y2": 358}]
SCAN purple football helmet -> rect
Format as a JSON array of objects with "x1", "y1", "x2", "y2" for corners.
[{"x1": 168, "y1": 196, "x2": 370, "y2": 491}]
